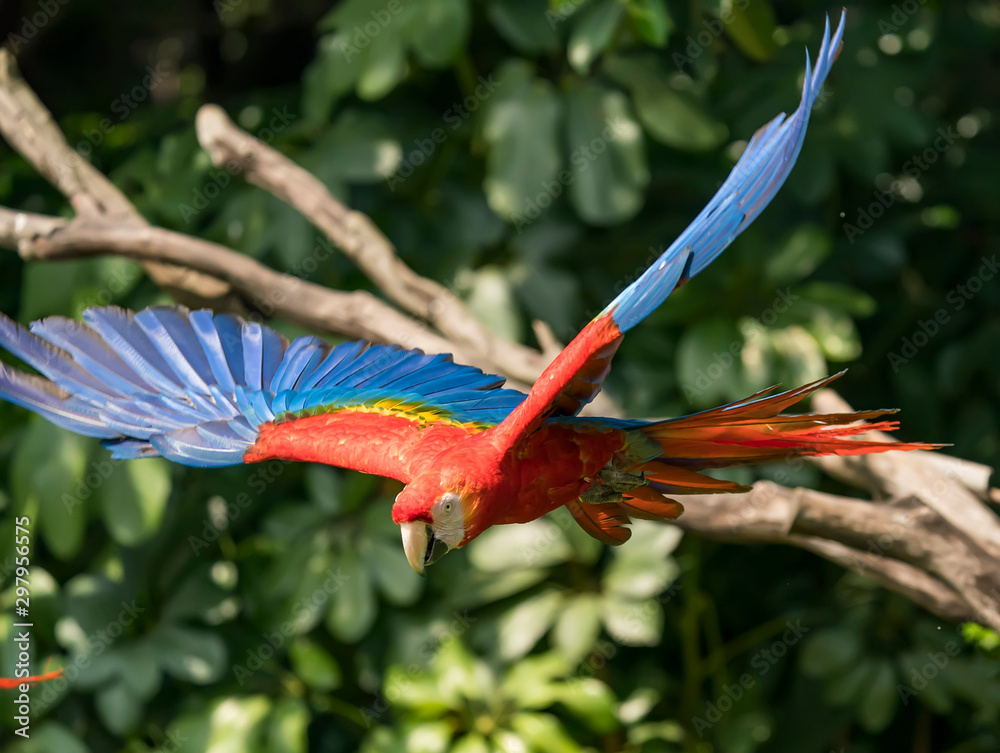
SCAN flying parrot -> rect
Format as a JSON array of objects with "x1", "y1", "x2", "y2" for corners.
[{"x1": 0, "y1": 11, "x2": 934, "y2": 590}]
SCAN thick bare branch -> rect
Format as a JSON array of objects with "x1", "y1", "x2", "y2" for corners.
[
  {"x1": 811, "y1": 390, "x2": 1000, "y2": 560},
  {"x1": 675, "y1": 481, "x2": 996, "y2": 629}
]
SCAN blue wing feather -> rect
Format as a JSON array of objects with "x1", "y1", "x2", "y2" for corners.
[
  {"x1": 0, "y1": 305, "x2": 525, "y2": 467},
  {"x1": 605, "y1": 12, "x2": 844, "y2": 331}
]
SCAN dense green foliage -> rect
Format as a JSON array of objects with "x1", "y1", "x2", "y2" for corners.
[{"x1": 1, "y1": 1, "x2": 999, "y2": 751}]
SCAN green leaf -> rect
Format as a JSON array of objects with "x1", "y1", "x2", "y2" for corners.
[
  {"x1": 720, "y1": 0, "x2": 777, "y2": 62},
  {"x1": 857, "y1": 660, "x2": 899, "y2": 733},
  {"x1": 118, "y1": 642, "x2": 163, "y2": 699},
  {"x1": 564, "y1": 82, "x2": 648, "y2": 225},
  {"x1": 461, "y1": 265, "x2": 524, "y2": 342},
  {"x1": 11, "y1": 417, "x2": 91, "y2": 560},
  {"x1": 601, "y1": 595, "x2": 663, "y2": 646},
  {"x1": 626, "y1": 0, "x2": 672, "y2": 47},
  {"x1": 483, "y1": 62, "x2": 562, "y2": 222},
  {"x1": 553, "y1": 594, "x2": 603, "y2": 664},
  {"x1": 410, "y1": 0, "x2": 471, "y2": 67},
  {"x1": 764, "y1": 224, "x2": 832, "y2": 284},
  {"x1": 450, "y1": 733, "x2": 491, "y2": 753},
  {"x1": 172, "y1": 696, "x2": 272, "y2": 753},
  {"x1": 11, "y1": 722, "x2": 89, "y2": 753},
  {"x1": 97, "y1": 458, "x2": 171, "y2": 546},
  {"x1": 469, "y1": 518, "x2": 572, "y2": 572},
  {"x1": 824, "y1": 657, "x2": 875, "y2": 706},
  {"x1": 803, "y1": 306, "x2": 862, "y2": 362},
  {"x1": 498, "y1": 589, "x2": 564, "y2": 659},
  {"x1": 898, "y1": 653, "x2": 952, "y2": 714},
  {"x1": 289, "y1": 637, "x2": 342, "y2": 690},
  {"x1": 267, "y1": 696, "x2": 310, "y2": 753},
  {"x1": 604, "y1": 55, "x2": 727, "y2": 150},
  {"x1": 501, "y1": 652, "x2": 571, "y2": 708},
  {"x1": 602, "y1": 551, "x2": 677, "y2": 600},
  {"x1": 404, "y1": 721, "x2": 453, "y2": 753},
  {"x1": 675, "y1": 318, "x2": 744, "y2": 407},
  {"x1": 556, "y1": 679, "x2": 619, "y2": 732},
  {"x1": 95, "y1": 679, "x2": 144, "y2": 736},
  {"x1": 364, "y1": 538, "x2": 424, "y2": 606},
  {"x1": 798, "y1": 282, "x2": 876, "y2": 317},
  {"x1": 151, "y1": 624, "x2": 227, "y2": 684},
  {"x1": 568, "y1": 0, "x2": 624, "y2": 74},
  {"x1": 799, "y1": 627, "x2": 862, "y2": 678},
  {"x1": 488, "y1": 0, "x2": 561, "y2": 53},
  {"x1": 384, "y1": 665, "x2": 455, "y2": 714},
  {"x1": 305, "y1": 465, "x2": 343, "y2": 515},
  {"x1": 306, "y1": 109, "x2": 402, "y2": 184},
  {"x1": 510, "y1": 712, "x2": 585, "y2": 753},
  {"x1": 302, "y1": 34, "x2": 361, "y2": 127},
  {"x1": 327, "y1": 547, "x2": 376, "y2": 642},
  {"x1": 357, "y1": 29, "x2": 409, "y2": 101}
]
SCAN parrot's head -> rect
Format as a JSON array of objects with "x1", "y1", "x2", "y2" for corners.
[{"x1": 391, "y1": 445, "x2": 505, "y2": 574}]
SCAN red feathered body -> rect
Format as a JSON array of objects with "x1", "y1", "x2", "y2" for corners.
[{"x1": 243, "y1": 315, "x2": 938, "y2": 549}]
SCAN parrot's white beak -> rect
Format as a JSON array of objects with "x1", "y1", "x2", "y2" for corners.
[
  {"x1": 400, "y1": 520, "x2": 452, "y2": 575},
  {"x1": 400, "y1": 521, "x2": 429, "y2": 575}
]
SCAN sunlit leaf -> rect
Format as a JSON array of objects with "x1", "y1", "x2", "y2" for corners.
[
  {"x1": 626, "y1": 0, "x2": 672, "y2": 47},
  {"x1": 564, "y1": 82, "x2": 648, "y2": 225},
  {"x1": 483, "y1": 63, "x2": 562, "y2": 224},
  {"x1": 568, "y1": 0, "x2": 624, "y2": 74},
  {"x1": 498, "y1": 589, "x2": 564, "y2": 659},
  {"x1": 97, "y1": 458, "x2": 171, "y2": 547},
  {"x1": 604, "y1": 55, "x2": 727, "y2": 150}
]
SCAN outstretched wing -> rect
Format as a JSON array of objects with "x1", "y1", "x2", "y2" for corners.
[
  {"x1": 492, "y1": 12, "x2": 845, "y2": 449},
  {"x1": 0, "y1": 306, "x2": 526, "y2": 480}
]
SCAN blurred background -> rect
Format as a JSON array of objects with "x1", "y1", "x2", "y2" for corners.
[{"x1": 1, "y1": 1, "x2": 999, "y2": 751}]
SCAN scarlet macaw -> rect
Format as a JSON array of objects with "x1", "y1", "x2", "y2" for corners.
[{"x1": 0, "y1": 12, "x2": 932, "y2": 581}]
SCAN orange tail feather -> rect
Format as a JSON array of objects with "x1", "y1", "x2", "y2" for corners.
[
  {"x1": 641, "y1": 374, "x2": 941, "y2": 470},
  {"x1": 0, "y1": 667, "x2": 63, "y2": 689},
  {"x1": 564, "y1": 373, "x2": 940, "y2": 545}
]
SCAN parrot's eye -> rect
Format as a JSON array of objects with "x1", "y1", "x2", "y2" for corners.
[{"x1": 443, "y1": 500, "x2": 453, "y2": 513}]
